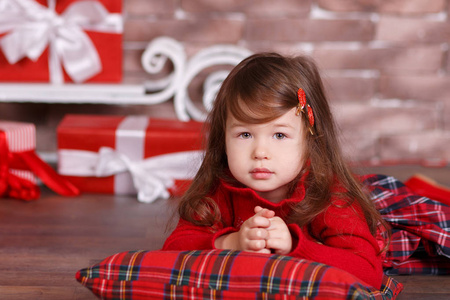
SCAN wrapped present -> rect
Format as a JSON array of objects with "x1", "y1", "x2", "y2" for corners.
[
  {"x1": 57, "y1": 115, "x2": 204, "y2": 203},
  {"x1": 0, "y1": 120, "x2": 79, "y2": 200},
  {"x1": 0, "y1": 0, "x2": 122, "y2": 83}
]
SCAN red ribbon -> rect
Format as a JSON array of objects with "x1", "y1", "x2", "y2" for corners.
[{"x1": 0, "y1": 130, "x2": 79, "y2": 201}]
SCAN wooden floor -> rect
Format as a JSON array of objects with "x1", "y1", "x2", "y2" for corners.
[{"x1": 1, "y1": 165, "x2": 450, "y2": 299}]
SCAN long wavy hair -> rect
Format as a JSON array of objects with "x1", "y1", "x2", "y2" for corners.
[{"x1": 177, "y1": 52, "x2": 389, "y2": 246}]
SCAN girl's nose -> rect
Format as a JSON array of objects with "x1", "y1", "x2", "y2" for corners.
[{"x1": 253, "y1": 143, "x2": 269, "y2": 160}]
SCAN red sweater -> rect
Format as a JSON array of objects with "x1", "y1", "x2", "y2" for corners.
[{"x1": 162, "y1": 180, "x2": 383, "y2": 289}]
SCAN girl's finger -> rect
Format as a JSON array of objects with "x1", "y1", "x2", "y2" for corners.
[
  {"x1": 249, "y1": 215, "x2": 271, "y2": 228},
  {"x1": 248, "y1": 228, "x2": 268, "y2": 240},
  {"x1": 254, "y1": 207, "x2": 275, "y2": 218},
  {"x1": 254, "y1": 248, "x2": 271, "y2": 254},
  {"x1": 265, "y1": 239, "x2": 291, "y2": 255}
]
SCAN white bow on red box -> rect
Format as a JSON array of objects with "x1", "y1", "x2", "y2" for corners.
[{"x1": 0, "y1": 0, "x2": 122, "y2": 83}]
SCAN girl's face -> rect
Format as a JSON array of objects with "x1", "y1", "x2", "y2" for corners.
[{"x1": 225, "y1": 107, "x2": 305, "y2": 203}]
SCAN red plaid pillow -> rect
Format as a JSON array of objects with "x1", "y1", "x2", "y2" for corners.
[{"x1": 76, "y1": 249, "x2": 403, "y2": 299}]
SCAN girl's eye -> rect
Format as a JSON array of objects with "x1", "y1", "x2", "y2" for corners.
[
  {"x1": 239, "y1": 132, "x2": 252, "y2": 139},
  {"x1": 274, "y1": 133, "x2": 286, "y2": 140}
]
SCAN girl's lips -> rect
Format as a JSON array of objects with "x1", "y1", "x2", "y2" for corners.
[{"x1": 250, "y1": 168, "x2": 273, "y2": 179}]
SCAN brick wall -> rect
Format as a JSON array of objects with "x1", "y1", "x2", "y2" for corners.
[{"x1": 1, "y1": 0, "x2": 449, "y2": 166}]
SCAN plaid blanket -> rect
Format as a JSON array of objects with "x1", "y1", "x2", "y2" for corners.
[{"x1": 363, "y1": 174, "x2": 450, "y2": 275}]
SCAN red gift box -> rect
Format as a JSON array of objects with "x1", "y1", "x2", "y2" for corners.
[
  {"x1": 0, "y1": 0, "x2": 122, "y2": 83},
  {"x1": 0, "y1": 120, "x2": 79, "y2": 200},
  {"x1": 57, "y1": 115, "x2": 204, "y2": 202}
]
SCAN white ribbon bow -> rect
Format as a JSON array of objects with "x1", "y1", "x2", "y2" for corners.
[
  {"x1": 58, "y1": 148, "x2": 204, "y2": 203},
  {"x1": 0, "y1": 0, "x2": 122, "y2": 83}
]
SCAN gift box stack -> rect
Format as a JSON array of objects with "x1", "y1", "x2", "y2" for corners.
[
  {"x1": 0, "y1": 116, "x2": 204, "y2": 202},
  {"x1": 1, "y1": 1, "x2": 205, "y2": 202},
  {"x1": 0, "y1": 0, "x2": 123, "y2": 83},
  {"x1": 57, "y1": 115, "x2": 204, "y2": 203}
]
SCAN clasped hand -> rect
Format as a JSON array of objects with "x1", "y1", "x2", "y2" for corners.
[{"x1": 215, "y1": 206, "x2": 293, "y2": 255}]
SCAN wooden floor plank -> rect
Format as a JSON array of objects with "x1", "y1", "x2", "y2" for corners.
[{"x1": 0, "y1": 286, "x2": 94, "y2": 300}]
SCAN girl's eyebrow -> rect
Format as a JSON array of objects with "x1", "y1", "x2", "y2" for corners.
[
  {"x1": 228, "y1": 121, "x2": 295, "y2": 130},
  {"x1": 273, "y1": 123, "x2": 295, "y2": 129}
]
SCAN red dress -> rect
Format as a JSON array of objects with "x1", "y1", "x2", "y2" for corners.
[{"x1": 162, "y1": 179, "x2": 383, "y2": 289}]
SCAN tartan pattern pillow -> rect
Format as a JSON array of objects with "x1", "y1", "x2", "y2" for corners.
[{"x1": 76, "y1": 249, "x2": 403, "y2": 299}]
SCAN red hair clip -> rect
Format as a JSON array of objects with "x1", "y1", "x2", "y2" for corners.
[
  {"x1": 307, "y1": 104, "x2": 314, "y2": 133},
  {"x1": 296, "y1": 88, "x2": 306, "y2": 115},
  {"x1": 296, "y1": 88, "x2": 315, "y2": 135}
]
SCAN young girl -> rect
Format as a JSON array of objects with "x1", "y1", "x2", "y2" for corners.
[{"x1": 162, "y1": 53, "x2": 389, "y2": 289}]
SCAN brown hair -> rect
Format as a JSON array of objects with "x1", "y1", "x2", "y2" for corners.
[{"x1": 178, "y1": 53, "x2": 389, "y2": 245}]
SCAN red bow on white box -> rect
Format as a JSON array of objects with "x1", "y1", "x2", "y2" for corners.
[{"x1": 0, "y1": 130, "x2": 79, "y2": 201}]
